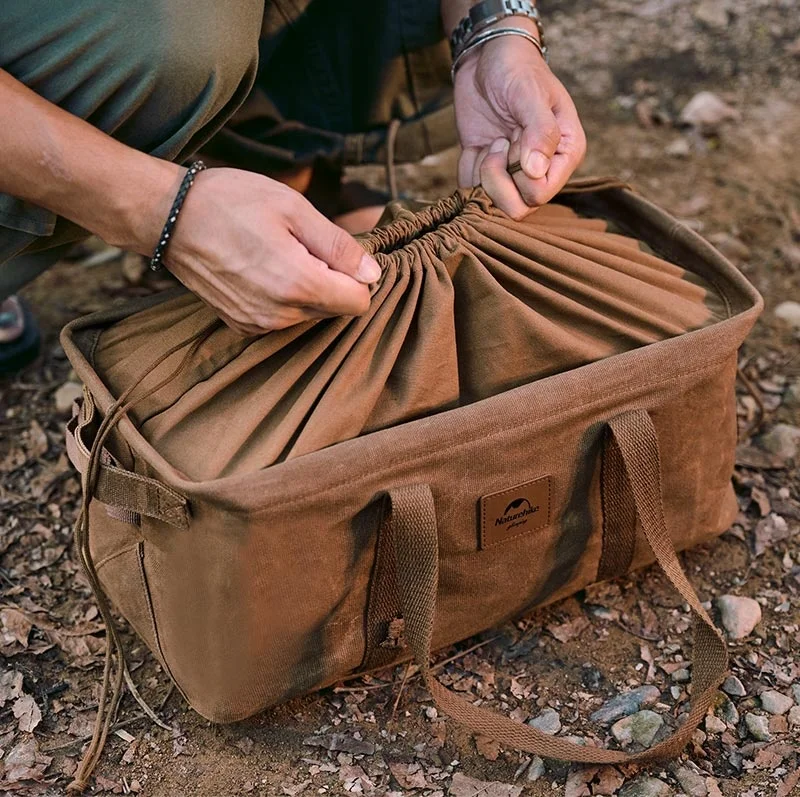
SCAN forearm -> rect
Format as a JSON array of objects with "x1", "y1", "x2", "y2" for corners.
[{"x1": 0, "y1": 69, "x2": 180, "y2": 255}]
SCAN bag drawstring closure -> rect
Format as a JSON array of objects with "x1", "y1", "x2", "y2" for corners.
[{"x1": 67, "y1": 319, "x2": 221, "y2": 794}]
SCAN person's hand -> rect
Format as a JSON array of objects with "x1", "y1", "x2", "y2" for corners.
[
  {"x1": 163, "y1": 168, "x2": 381, "y2": 335},
  {"x1": 453, "y1": 23, "x2": 587, "y2": 217}
]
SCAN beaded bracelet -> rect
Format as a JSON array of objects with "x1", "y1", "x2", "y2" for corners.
[{"x1": 149, "y1": 161, "x2": 207, "y2": 271}]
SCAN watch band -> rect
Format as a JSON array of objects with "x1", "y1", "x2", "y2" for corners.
[{"x1": 449, "y1": 0, "x2": 546, "y2": 61}]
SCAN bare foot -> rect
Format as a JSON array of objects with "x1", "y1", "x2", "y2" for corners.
[{"x1": 0, "y1": 297, "x2": 25, "y2": 344}]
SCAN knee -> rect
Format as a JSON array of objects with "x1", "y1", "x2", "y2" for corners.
[{"x1": 103, "y1": 0, "x2": 264, "y2": 158}]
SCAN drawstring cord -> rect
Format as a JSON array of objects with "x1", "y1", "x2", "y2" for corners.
[
  {"x1": 67, "y1": 319, "x2": 221, "y2": 794},
  {"x1": 385, "y1": 118, "x2": 401, "y2": 202}
]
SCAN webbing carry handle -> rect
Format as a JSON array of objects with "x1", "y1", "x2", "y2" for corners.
[{"x1": 386, "y1": 408, "x2": 728, "y2": 763}]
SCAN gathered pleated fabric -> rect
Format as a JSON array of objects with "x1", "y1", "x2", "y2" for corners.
[{"x1": 93, "y1": 188, "x2": 725, "y2": 481}]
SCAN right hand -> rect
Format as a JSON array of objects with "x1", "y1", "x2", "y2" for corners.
[{"x1": 163, "y1": 168, "x2": 381, "y2": 335}]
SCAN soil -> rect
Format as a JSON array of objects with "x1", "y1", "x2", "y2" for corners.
[{"x1": 2, "y1": 1, "x2": 800, "y2": 795}]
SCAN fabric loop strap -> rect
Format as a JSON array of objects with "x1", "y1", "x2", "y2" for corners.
[
  {"x1": 387, "y1": 408, "x2": 728, "y2": 763},
  {"x1": 65, "y1": 399, "x2": 189, "y2": 530}
]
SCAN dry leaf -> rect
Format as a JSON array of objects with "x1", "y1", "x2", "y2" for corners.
[
  {"x1": 1, "y1": 607, "x2": 33, "y2": 648},
  {"x1": 0, "y1": 669, "x2": 24, "y2": 708},
  {"x1": 13, "y1": 694, "x2": 42, "y2": 733},
  {"x1": 449, "y1": 773, "x2": 522, "y2": 797},
  {"x1": 547, "y1": 615, "x2": 590, "y2": 643},
  {"x1": 0, "y1": 738, "x2": 52, "y2": 785},
  {"x1": 475, "y1": 734, "x2": 502, "y2": 761},
  {"x1": 389, "y1": 761, "x2": 428, "y2": 790}
]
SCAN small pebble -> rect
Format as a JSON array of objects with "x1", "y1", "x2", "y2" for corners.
[
  {"x1": 674, "y1": 766, "x2": 708, "y2": 797},
  {"x1": 54, "y1": 381, "x2": 83, "y2": 416},
  {"x1": 590, "y1": 686, "x2": 661, "y2": 726},
  {"x1": 526, "y1": 756, "x2": 545, "y2": 782},
  {"x1": 671, "y1": 668, "x2": 691, "y2": 683},
  {"x1": 721, "y1": 676, "x2": 746, "y2": 697},
  {"x1": 611, "y1": 710, "x2": 664, "y2": 747},
  {"x1": 705, "y1": 715, "x2": 726, "y2": 734},
  {"x1": 775, "y1": 300, "x2": 800, "y2": 328},
  {"x1": 792, "y1": 684, "x2": 800, "y2": 705},
  {"x1": 715, "y1": 595, "x2": 761, "y2": 639},
  {"x1": 760, "y1": 690, "x2": 794, "y2": 715},
  {"x1": 670, "y1": 686, "x2": 682, "y2": 700},
  {"x1": 756, "y1": 424, "x2": 800, "y2": 461},
  {"x1": 744, "y1": 713, "x2": 771, "y2": 741},
  {"x1": 788, "y1": 706, "x2": 800, "y2": 727},
  {"x1": 527, "y1": 708, "x2": 561, "y2": 735},
  {"x1": 716, "y1": 696, "x2": 738, "y2": 726},
  {"x1": 619, "y1": 776, "x2": 672, "y2": 797}
]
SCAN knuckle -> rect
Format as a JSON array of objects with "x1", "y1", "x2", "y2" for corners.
[{"x1": 328, "y1": 227, "x2": 355, "y2": 265}]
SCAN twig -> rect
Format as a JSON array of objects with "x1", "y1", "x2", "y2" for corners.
[
  {"x1": 615, "y1": 619, "x2": 660, "y2": 642},
  {"x1": 43, "y1": 714, "x2": 148, "y2": 753},
  {"x1": 333, "y1": 636, "x2": 501, "y2": 694},
  {"x1": 390, "y1": 663, "x2": 413, "y2": 724},
  {"x1": 736, "y1": 367, "x2": 766, "y2": 436}
]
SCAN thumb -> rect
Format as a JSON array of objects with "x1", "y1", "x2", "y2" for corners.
[
  {"x1": 287, "y1": 195, "x2": 382, "y2": 284},
  {"x1": 508, "y1": 86, "x2": 561, "y2": 181}
]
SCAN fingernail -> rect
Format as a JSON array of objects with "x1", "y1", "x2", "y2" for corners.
[
  {"x1": 524, "y1": 150, "x2": 551, "y2": 179},
  {"x1": 490, "y1": 138, "x2": 510, "y2": 154},
  {"x1": 357, "y1": 253, "x2": 382, "y2": 283}
]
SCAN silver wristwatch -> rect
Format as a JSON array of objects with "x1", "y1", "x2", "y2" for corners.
[{"x1": 449, "y1": 0, "x2": 546, "y2": 60}]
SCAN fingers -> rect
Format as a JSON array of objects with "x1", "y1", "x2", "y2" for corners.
[
  {"x1": 478, "y1": 138, "x2": 531, "y2": 218},
  {"x1": 285, "y1": 192, "x2": 381, "y2": 285}
]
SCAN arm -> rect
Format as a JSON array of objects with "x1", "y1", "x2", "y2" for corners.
[
  {"x1": 0, "y1": 69, "x2": 380, "y2": 333},
  {"x1": 441, "y1": 0, "x2": 587, "y2": 217}
]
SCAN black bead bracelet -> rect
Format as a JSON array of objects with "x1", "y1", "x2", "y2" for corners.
[{"x1": 149, "y1": 161, "x2": 207, "y2": 271}]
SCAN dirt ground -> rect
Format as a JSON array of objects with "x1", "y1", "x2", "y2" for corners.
[{"x1": 2, "y1": 1, "x2": 800, "y2": 795}]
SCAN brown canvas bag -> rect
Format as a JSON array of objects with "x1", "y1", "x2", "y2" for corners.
[{"x1": 60, "y1": 179, "x2": 762, "y2": 790}]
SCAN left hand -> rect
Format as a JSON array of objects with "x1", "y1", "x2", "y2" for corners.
[{"x1": 453, "y1": 22, "x2": 587, "y2": 217}]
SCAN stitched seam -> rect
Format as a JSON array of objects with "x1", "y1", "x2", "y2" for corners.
[
  {"x1": 246, "y1": 356, "x2": 731, "y2": 516},
  {"x1": 94, "y1": 543, "x2": 140, "y2": 571}
]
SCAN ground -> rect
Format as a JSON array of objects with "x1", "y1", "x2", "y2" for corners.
[{"x1": 2, "y1": 1, "x2": 800, "y2": 795}]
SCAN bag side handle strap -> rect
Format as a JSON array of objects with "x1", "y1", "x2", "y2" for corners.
[
  {"x1": 65, "y1": 396, "x2": 189, "y2": 530},
  {"x1": 387, "y1": 408, "x2": 728, "y2": 764}
]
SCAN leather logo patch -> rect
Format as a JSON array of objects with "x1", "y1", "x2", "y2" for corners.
[{"x1": 479, "y1": 476, "x2": 551, "y2": 548}]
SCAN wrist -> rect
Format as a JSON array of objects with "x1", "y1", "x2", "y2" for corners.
[{"x1": 99, "y1": 154, "x2": 184, "y2": 256}]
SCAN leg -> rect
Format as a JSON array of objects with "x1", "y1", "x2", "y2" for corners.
[
  {"x1": 0, "y1": 0, "x2": 263, "y2": 372},
  {"x1": 0, "y1": 0, "x2": 264, "y2": 285}
]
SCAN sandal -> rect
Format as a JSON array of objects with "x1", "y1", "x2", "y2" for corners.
[{"x1": 0, "y1": 296, "x2": 41, "y2": 376}]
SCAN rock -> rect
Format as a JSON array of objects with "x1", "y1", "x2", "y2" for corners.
[
  {"x1": 756, "y1": 424, "x2": 800, "y2": 461},
  {"x1": 590, "y1": 686, "x2": 661, "y2": 725},
  {"x1": 619, "y1": 777, "x2": 672, "y2": 797},
  {"x1": 788, "y1": 706, "x2": 800, "y2": 727},
  {"x1": 694, "y1": 0, "x2": 729, "y2": 28},
  {"x1": 775, "y1": 301, "x2": 800, "y2": 328},
  {"x1": 709, "y1": 232, "x2": 750, "y2": 262},
  {"x1": 527, "y1": 708, "x2": 561, "y2": 735},
  {"x1": 760, "y1": 690, "x2": 794, "y2": 715},
  {"x1": 784, "y1": 379, "x2": 800, "y2": 409},
  {"x1": 665, "y1": 137, "x2": 691, "y2": 158},
  {"x1": 792, "y1": 684, "x2": 800, "y2": 705},
  {"x1": 715, "y1": 595, "x2": 761, "y2": 639},
  {"x1": 716, "y1": 696, "x2": 738, "y2": 726},
  {"x1": 721, "y1": 676, "x2": 746, "y2": 697},
  {"x1": 678, "y1": 91, "x2": 739, "y2": 134},
  {"x1": 611, "y1": 710, "x2": 664, "y2": 747},
  {"x1": 54, "y1": 381, "x2": 83, "y2": 415},
  {"x1": 674, "y1": 766, "x2": 708, "y2": 797},
  {"x1": 744, "y1": 713, "x2": 771, "y2": 741},
  {"x1": 671, "y1": 668, "x2": 691, "y2": 683},
  {"x1": 704, "y1": 715, "x2": 726, "y2": 734},
  {"x1": 526, "y1": 756, "x2": 545, "y2": 781}
]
